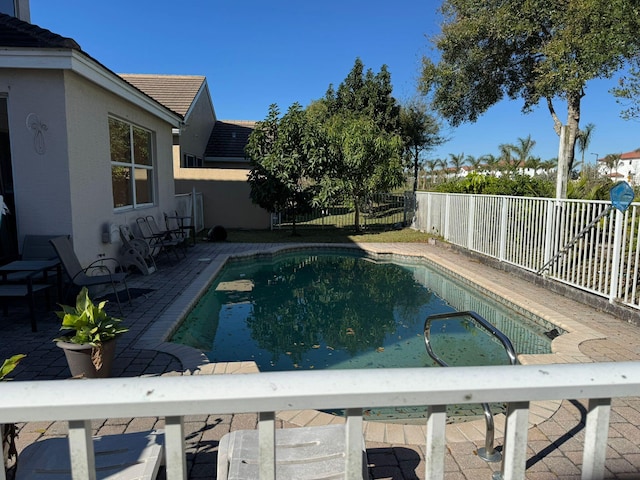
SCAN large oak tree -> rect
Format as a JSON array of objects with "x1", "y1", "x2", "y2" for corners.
[{"x1": 421, "y1": 0, "x2": 640, "y2": 198}]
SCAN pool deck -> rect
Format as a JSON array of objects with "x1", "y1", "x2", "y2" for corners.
[{"x1": 3, "y1": 241, "x2": 640, "y2": 479}]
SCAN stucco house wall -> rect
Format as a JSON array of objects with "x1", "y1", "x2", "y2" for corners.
[
  {"x1": 0, "y1": 66, "x2": 178, "y2": 265},
  {"x1": 0, "y1": 6, "x2": 184, "y2": 268},
  {"x1": 64, "y1": 71, "x2": 177, "y2": 264},
  {"x1": 1, "y1": 69, "x2": 74, "y2": 242}
]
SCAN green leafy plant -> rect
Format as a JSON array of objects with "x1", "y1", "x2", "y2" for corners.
[
  {"x1": 0, "y1": 354, "x2": 25, "y2": 381},
  {"x1": 54, "y1": 287, "x2": 128, "y2": 369},
  {"x1": 2, "y1": 354, "x2": 25, "y2": 475}
]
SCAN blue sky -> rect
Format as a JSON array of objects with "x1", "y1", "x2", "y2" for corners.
[{"x1": 31, "y1": 0, "x2": 638, "y2": 165}]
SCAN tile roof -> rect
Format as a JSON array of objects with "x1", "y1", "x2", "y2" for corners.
[
  {"x1": 0, "y1": 13, "x2": 81, "y2": 49},
  {"x1": 118, "y1": 74, "x2": 205, "y2": 118},
  {"x1": 597, "y1": 150, "x2": 640, "y2": 163},
  {"x1": 205, "y1": 120, "x2": 255, "y2": 159},
  {"x1": 620, "y1": 150, "x2": 640, "y2": 160}
]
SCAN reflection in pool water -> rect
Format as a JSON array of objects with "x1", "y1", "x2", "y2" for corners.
[{"x1": 171, "y1": 250, "x2": 559, "y2": 422}]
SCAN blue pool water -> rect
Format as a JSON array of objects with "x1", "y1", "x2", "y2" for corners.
[
  {"x1": 171, "y1": 249, "x2": 560, "y2": 422},
  {"x1": 172, "y1": 249, "x2": 557, "y2": 369}
]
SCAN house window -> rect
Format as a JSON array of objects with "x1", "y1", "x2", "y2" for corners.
[
  {"x1": 183, "y1": 154, "x2": 203, "y2": 168},
  {"x1": 109, "y1": 117, "x2": 154, "y2": 209}
]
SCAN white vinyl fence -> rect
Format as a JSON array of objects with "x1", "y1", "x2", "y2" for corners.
[
  {"x1": 175, "y1": 191, "x2": 205, "y2": 233},
  {"x1": 411, "y1": 192, "x2": 640, "y2": 310},
  {"x1": 3, "y1": 363, "x2": 640, "y2": 480}
]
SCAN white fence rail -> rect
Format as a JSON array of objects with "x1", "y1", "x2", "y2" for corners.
[
  {"x1": 2, "y1": 363, "x2": 640, "y2": 480},
  {"x1": 412, "y1": 192, "x2": 640, "y2": 310}
]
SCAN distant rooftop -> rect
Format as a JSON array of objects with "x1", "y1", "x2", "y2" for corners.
[
  {"x1": 205, "y1": 120, "x2": 255, "y2": 160},
  {"x1": 118, "y1": 74, "x2": 206, "y2": 118}
]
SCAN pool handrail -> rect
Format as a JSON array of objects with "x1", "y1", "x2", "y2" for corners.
[{"x1": 423, "y1": 310, "x2": 519, "y2": 463}]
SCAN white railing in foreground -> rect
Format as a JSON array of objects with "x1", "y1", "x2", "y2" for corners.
[
  {"x1": 412, "y1": 192, "x2": 640, "y2": 311},
  {"x1": 2, "y1": 362, "x2": 640, "y2": 480}
]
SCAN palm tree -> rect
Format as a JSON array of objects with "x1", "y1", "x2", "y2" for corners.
[
  {"x1": 511, "y1": 135, "x2": 537, "y2": 174},
  {"x1": 498, "y1": 144, "x2": 516, "y2": 176},
  {"x1": 448, "y1": 153, "x2": 467, "y2": 177},
  {"x1": 436, "y1": 158, "x2": 448, "y2": 182},
  {"x1": 525, "y1": 156, "x2": 543, "y2": 176},
  {"x1": 481, "y1": 154, "x2": 499, "y2": 176},
  {"x1": 541, "y1": 158, "x2": 558, "y2": 174},
  {"x1": 603, "y1": 153, "x2": 622, "y2": 177},
  {"x1": 425, "y1": 159, "x2": 439, "y2": 185},
  {"x1": 466, "y1": 154, "x2": 483, "y2": 173},
  {"x1": 576, "y1": 123, "x2": 595, "y2": 173}
]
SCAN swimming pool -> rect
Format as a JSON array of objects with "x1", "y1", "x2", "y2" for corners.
[
  {"x1": 170, "y1": 246, "x2": 564, "y2": 423},
  {"x1": 170, "y1": 249, "x2": 563, "y2": 422}
]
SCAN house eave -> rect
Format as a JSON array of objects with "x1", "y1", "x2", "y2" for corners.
[{"x1": 0, "y1": 47, "x2": 182, "y2": 127}]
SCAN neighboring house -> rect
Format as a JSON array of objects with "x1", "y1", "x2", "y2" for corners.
[
  {"x1": 597, "y1": 150, "x2": 640, "y2": 185},
  {"x1": 0, "y1": 7, "x2": 183, "y2": 264},
  {"x1": 197, "y1": 119, "x2": 269, "y2": 229},
  {"x1": 205, "y1": 120, "x2": 255, "y2": 164},
  {"x1": 118, "y1": 74, "x2": 213, "y2": 170},
  {"x1": 123, "y1": 74, "x2": 269, "y2": 229}
]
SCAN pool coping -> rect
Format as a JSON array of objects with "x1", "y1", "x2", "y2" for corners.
[{"x1": 134, "y1": 243, "x2": 605, "y2": 446}]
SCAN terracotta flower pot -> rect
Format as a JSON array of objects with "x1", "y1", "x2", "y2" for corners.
[{"x1": 56, "y1": 339, "x2": 117, "y2": 378}]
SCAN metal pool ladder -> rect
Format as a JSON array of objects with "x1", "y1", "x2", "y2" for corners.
[{"x1": 423, "y1": 311, "x2": 518, "y2": 463}]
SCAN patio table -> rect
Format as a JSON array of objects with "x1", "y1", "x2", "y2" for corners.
[{"x1": 0, "y1": 259, "x2": 61, "y2": 331}]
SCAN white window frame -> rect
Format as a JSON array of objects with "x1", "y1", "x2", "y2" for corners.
[{"x1": 109, "y1": 116, "x2": 155, "y2": 211}]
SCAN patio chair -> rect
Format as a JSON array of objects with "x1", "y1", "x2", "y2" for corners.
[
  {"x1": 3, "y1": 234, "x2": 65, "y2": 281},
  {"x1": 21, "y1": 234, "x2": 63, "y2": 260},
  {"x1": 136, "y1": 217, "x2": 184, "y2": 263},
  {"x1": 146, "y1": 215, "x2": 188, "y2": 253},
  {"x1": 165, "y1": 210, "x2": 195, "y2": 246},
  {"x1": 49, "y1": 236, "x2": 132, "y2": 315},
  {"x1": 16, "y1": 429, "x2": 164, "y2": 480},
  {"x1": 217, "y1": 424, "x2": 368, "y2": 480},
  {"x1": 119, "y1": 224, "x2": 157, "y2": 275}
]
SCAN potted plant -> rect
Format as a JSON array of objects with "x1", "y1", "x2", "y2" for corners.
[
  {"x1": 2, "y1": 354, "x2": 25, "y2": 476},
  {"x1": 54, "y1": 287, "x2": 129, "y2": 378}
]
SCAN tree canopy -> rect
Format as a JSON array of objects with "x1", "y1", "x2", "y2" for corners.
[
  {"x1": 323, "y1": 58, "x2": 401, "y2": 133},
  {"x1": 313, "y1": 113, "x2": 404, "y2": 230},
  {"x1": 421, "y1": 0, "x2": 640, "y2": 198},
  {"x1": 245, "y1": 103, "x2": 315, "y2": 234},
  {"x1": 399, "y1": 98, "x2": 446, "y2": 192},
  {"x1": 310, "y1": 60, "x2": 405, "y2": 231},
  {"x1": 612, "y1": 58, "x2": 640, "y2": 120},
  {"x1": 246, "y1": 59, "x2": 406, "y2": 233}
]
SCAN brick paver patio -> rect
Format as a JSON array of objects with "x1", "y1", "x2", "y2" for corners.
[{"x1": 2, "y1": 240, "x2": 640, "y2": 479}]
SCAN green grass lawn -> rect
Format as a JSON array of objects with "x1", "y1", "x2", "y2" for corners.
[{"x1": 216, "y1": 226, "x2": 434, "y2": 243}]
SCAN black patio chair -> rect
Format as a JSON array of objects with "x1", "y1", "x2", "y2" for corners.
[
  {"x1": 49, "y1": 236, "x2": 131, "y2": 315},
  {"x1": 136, "y1": 217, "x2": 184, "y2": 263}
]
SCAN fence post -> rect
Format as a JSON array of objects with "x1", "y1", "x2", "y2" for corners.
[
  {"x1": 499, "y1": 196, "x2": 508, "y2": 262},
  {"x1": 444, "y1": 195, "x2": 451, "y2": 241},
  {"x1": 541, "y1": 200, "x2": 556, "y2": 273},
  {"x1": 609, "y1": 208, "x2": 625, "y2": 303},
  {"x1": 426, "y1": 193, "x2": 432, "y2": 233},
  {"x1": 467, "y1": 195, "x2": 476, "y2": 251}
]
